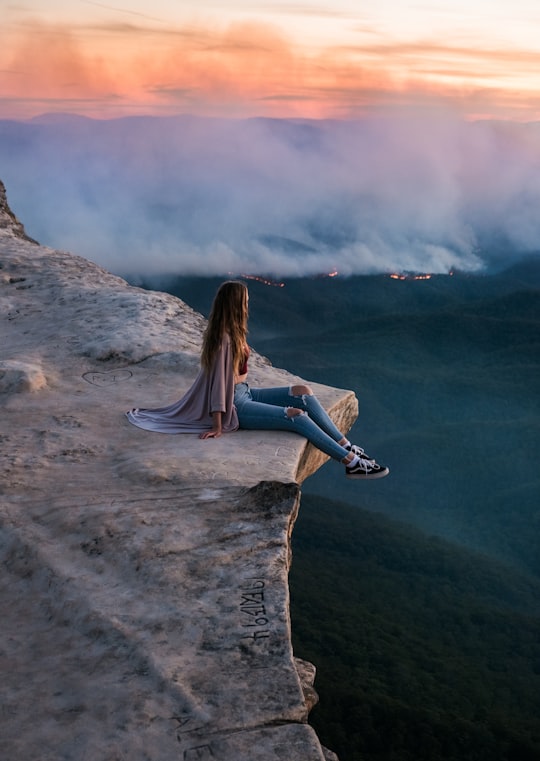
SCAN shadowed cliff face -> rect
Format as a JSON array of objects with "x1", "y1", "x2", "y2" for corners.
[
  {"x1": 0, "y1": 179, "x2": 37, "y2": 243},
  {"x1": 0, "y1": 179, "x2": 353, "y2": 761}
]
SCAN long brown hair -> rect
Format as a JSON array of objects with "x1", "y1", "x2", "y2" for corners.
[{"x1": 201, "y1": 280, "x2": 248, "y2": 373}]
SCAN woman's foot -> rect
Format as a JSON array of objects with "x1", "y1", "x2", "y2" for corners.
[{"x1": 345, "y1": 457, "x2": 389, "y2": 479}]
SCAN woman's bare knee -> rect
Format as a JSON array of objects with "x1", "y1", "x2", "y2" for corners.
[
  {"x1": 286, "y1": 407, "x2": 304, "y2": 418},
  {"x1": 291, "y1": 384, "x2": 313, "y2": 396}
]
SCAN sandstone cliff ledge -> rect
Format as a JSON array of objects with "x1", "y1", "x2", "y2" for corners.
[{"x1": 0, "y1": 181, "x2": 357, "y2": 761}]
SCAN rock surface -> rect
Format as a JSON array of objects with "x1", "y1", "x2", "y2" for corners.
[
  {"x1": 0, "y1": 179, "x2": 37, "y2": 243},
  {"x1": 0, "y1": 182, "x2": 357, "y2": 760}
]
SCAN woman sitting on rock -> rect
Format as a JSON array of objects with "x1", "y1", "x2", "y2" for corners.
[{"x1": 127, "y1": 280, "x2": 388, "y2": 479}]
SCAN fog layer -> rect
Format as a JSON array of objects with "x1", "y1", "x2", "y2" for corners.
[{"x1": 1, "y1": 113, "x2": 539, "y2": 276}]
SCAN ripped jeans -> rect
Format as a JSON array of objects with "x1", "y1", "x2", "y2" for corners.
[{"x1": 234, "y1": 383, "x2": 349, "y2": 462}]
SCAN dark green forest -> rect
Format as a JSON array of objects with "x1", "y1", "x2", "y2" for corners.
[
  {"x1": 290, "y1": 494, "x2": 540, "y2": 761},
  {"x1": 141, "y1": 258, "x2": 540, "y2": 761}
]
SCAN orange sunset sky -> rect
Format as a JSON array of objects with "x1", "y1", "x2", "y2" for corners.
[{"x1": 1, "y1": 0, "x2": 540, "y2": 121}]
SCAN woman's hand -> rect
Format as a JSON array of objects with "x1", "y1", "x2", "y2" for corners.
[
  {"x1": 199, "y1": 427, "x2": 222, "y2": 440},
  {"x1": 199, "y1": 411, "x2": 223, "y2": 439}
]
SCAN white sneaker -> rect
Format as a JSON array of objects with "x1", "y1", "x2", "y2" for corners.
[{"x1": 347, "y1": 443, "x2": 374, "y2": 462}]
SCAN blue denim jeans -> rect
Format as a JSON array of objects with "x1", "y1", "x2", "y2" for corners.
[{"x1": 234, "y1": 383, "x2": 349, "y2": 461}]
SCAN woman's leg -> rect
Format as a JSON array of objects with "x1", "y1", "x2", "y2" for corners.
[
  {"x1": 235, "y1": 384, "x2": 350, "y2": 461},
  {"x1": 234, "y1": 383, "x2": 389, "y2": 478},
  {"x1": 250, "y1": 385, "x2": 347, "y2": 443}
]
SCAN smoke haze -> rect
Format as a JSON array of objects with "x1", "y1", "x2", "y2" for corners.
[{"x1": 1, "y1": 113, "x2": 540, "y2": 276}]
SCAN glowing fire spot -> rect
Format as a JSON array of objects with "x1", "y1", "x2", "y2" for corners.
[
  {"x1": 237, "y1": 274, "x2": 285, "y2": 287},
  {"x1": 390, "y1": 273, "x2": 433, "y2": 281}
]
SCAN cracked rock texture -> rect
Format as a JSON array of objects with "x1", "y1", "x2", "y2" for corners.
[{"x1": 0, "y1": 181, "x2": 356, "y2": 760}]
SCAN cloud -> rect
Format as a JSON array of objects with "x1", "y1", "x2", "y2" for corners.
[
  {"x1": 0, "y1": 21, "x2": 118, "y2": 113},
  {"x1": 1, "y1": 113, "x2": 539, "y2": 277},
  {"x1": 78, "y1": 0, "x2": 169, "y2": 24},
  {"x1": 2, "y1": 17, "x2": 540, "y2": 121}
]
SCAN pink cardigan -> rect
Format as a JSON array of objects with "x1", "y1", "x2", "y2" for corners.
[{"x1": 126, "y1": 334, "x2": 239, "y2": 434}]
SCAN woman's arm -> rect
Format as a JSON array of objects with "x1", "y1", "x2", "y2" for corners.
[{"x1": 199, "y1": 334, "x2": 236, "y2": 439}]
